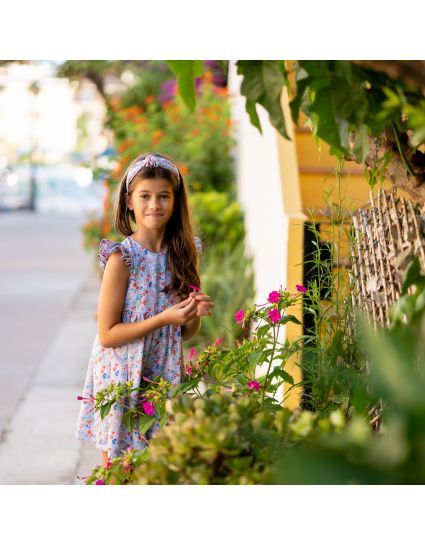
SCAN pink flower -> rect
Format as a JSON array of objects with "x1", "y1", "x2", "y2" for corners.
[
  {"x1": 188, "y1": 347, "x2": 196, "y2": 360},
  {"x1": 95, "y1": 479, "x2": 105, "y2": 485},
  {"x1": 248, "y1": 380, "x2": 260, "y2": 391},
  {"x1": 186, "y1": 365, "x2": 193, "y2": 377},
  {"x1": 105, "y1": 460, "x2": 112, "y2": 470},
  {"x1": 189, "y1": 284, "x2": 201, "y2": 292},
  {"x1": 296, "y1": 284, "x2": 307, "y2": 293},
  {"x1": 234, "y1": 309, "x2": 245, "y2": 323},
  {"x1": 123, "y1": 464, "x2": 131, "y2": 473},
  {"x1": 268, "y1": 291, "x2": 281, "y2": 303},
  {"x1": 214, "y1": 337, "x2": 223, "y2": 347},
  {"x1": 268, "y1": 308, "x2": 281, "y2": 323},
  {"x1": 142, "y1": 401, "x2": 155, "y2": 416}
]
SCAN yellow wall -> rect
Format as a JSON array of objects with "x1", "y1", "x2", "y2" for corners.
[{"x1": 277, "y1": 78, "x2": 391, "y2": 408}]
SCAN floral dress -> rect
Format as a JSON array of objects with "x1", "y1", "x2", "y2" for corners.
[{"x1": 75, "y1": 235, "x2": 202, "y2": 458}]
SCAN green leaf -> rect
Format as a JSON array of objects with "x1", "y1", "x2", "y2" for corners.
[
  {"x1": 280, "y1": 314, "x2": 302, "y2": 325},
  {"x1": 236, "y1": 60, "x2": 289, "y2": 139},
  {"x1": 122, "y1": 410, "x2": 134, "y2": 432},
  {"x1": 352, "y1": 124, "x2": 370, "y2": 163},
  {"x1": 268, "y1": 367, "x2": 294, "y2": 385},
  {"x1": 138, "y1": 414, "x2": 156, "y2": 435},
  {"x1": 309, "y1": 86, "x2": 342, "y2": 153},
  {"x1": 245, "y1": 98, "x2": 262, "y2": 133},
  {"x1": 165, "y1": 60, "x2": 204, "y2": 112},
  {"x1": 256, "y1": 324, "x2": 270, "y2": 339},
  {"x1": 401, "y1": 256, "x2": 424, "y2": 295},
  {"x1": 100, "y1": 401, "x2": 112, "y2": 420},
  {"x1": 357, "y1": 315, "x2": 425, "y2": 410},
  {"x1": 248, "y1": 351, "x2": 264, "y2": 368}
]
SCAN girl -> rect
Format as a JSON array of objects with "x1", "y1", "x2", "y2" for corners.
[{"x1": 75, "y1": 152, "x2": 214, "y2": 469}]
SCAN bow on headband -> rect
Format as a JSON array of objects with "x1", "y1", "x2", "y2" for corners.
[{"x1": 126, "y1": 155, "x2": 180, "y2": 192}]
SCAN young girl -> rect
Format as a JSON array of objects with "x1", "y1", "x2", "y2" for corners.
[{"x1": 75, "y1": 152, "x2": 214, "y2": 468}]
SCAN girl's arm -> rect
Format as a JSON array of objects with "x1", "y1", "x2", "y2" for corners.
[
  {"x1": 97, "y1": 252, "x2": 167, "y2": 348},
  {"x1": 98, "y1": 252, "x2": 197, "y2": 348},
  {"x1": 181, "y1": 316, "x2": 201, "y2": 341}
]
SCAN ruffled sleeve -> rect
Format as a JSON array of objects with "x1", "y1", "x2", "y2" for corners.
[
  {"x1": 194, "y1": 236, "x2": 202, "y2": 255},
  {"x1": 98, "y1": 239, "x2": 133, "y2": 271}
]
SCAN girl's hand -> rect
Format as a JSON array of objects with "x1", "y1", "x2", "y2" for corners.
[
  {"x1": 160, "y1": 296, "x2": 198, "y2": 327},
  {"x1": 189, "y1": 290, "x2": 215, "y2": 317}
]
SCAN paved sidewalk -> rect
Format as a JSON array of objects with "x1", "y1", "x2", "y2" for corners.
[{"x1": 0, "y1": 270, "x2": 102, "y2": 484}]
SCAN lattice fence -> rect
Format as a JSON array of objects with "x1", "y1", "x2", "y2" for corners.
[{"x1": 351, "y1": 189, "x2": 425, "y2": 328}]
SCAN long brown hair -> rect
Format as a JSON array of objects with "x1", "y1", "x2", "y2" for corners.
[{"x1": 114, "y1": 151, "x2": 201, "y2": 301}]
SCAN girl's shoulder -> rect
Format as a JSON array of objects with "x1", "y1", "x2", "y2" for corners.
[{"x1": 98, "y1": 238, "x2": 134, "y2": 271}]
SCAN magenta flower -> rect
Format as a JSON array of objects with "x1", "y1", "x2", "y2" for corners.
[
  {"x1": 77, "y1": 394, "x2": 94, "y2": 402},
  {"x1": 188, "y1": 347, "x2": 197, "y2": 360},
  {"x1": 105, "y1": 461, "x2": 112, "y2": 470},
  {"x1": 95, "y1": 479, "x2": 105, "y2": 485},
  {"x1": 214, "y1": 337, "x2": 223, "y2": 347},
  {"x1": 142, "y1": 401, "x2": 155, "y2": 416},
  {"x1": 189, "y1": 284, "x2": 201, "y2": 292},
  {"x1": 186, "y1": 365, "x2": 193, "y2": 377},
  {"x1": 268, "y1": 291, "x2": 281, "y2": 303},
  {"x1": 268, "y1": 308, "x2": 282, "y2": 323},
  {"x1": 247, "y1": 380, "x2": 260, "y2": 391},
  {"x1": 296, "y1": 284, "x2": 308, "y2": 293},
  {"x1": 234, "y1": 309, "x2": 245, "y2": 323}
]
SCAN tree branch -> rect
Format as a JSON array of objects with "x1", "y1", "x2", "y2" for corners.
[
  {"x1": 345, "y1": 126, "x2": 425, "y2": 203},
  {"x1": 351, "y1": 60, "x2": 425, "y2": 94}
]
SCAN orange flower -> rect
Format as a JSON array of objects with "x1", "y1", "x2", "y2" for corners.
[
  {"x1": 134, "y1": 114, "x2": 147, "y2": 125},
  {"x1": 215, "y1": 87, "x2": 228, "y2": 97},
  {"x1": 122, "y1": 106, "x2": 143, "y2": 121},
  {"x1": 101, "y1": 223, "x2": 110, "y2": 236},
  {"x1": 117, "y1": 139, "x2": 134, "y2": 153},
  {"x1": 178, "y1": 164, "x2": 189, "y2": 175},
  {"x1": 191, "y1": 128, "x2": 200, "y2": 137},
  {"x1": 203, "y1": 71, "x2": 213, "y2": 82},
  {"x1": 152, "y1": 129, "x2": 165, "y2": 146},
  {"x1": 145, "y1": 95, "x2": 155, "y2": 105}
]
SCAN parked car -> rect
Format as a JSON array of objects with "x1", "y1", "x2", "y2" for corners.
[{"x1": 0, "y1": 163, "x2": 104, "y2": 214}]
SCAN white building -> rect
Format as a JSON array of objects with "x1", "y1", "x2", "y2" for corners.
[{"x1": 0, "y1": 61, "x2": 108, "y2": 165}]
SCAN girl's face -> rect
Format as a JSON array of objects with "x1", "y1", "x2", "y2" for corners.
[{"x1": 125, "y1": 177, "x2": 175, "y2": 228}]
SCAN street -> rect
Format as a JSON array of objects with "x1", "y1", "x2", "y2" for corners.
[{"x1": 0, "y1": 209, "x2": 101, "y2": 484}]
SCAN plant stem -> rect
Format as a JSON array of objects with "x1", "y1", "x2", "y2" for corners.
[{"x1": 261, "y1": 322, "x2": 279, "y2": 409}]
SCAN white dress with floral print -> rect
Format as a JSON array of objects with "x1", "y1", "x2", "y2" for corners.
[{"x1": 75, "y1": 235, "x2": 202, "y2": 458}]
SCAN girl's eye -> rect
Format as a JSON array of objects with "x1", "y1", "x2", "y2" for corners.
[{"x1": 141, "y1": 195, "x2": 169, "y2": 199}]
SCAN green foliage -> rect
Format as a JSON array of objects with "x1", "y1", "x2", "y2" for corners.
[
  {"x1": 134, "y1": 394, "x2": 281, "y2": 484},
  {"x1": 84, "y1": 287, "x2": 307, "y2": 484},
  {"x1": 166, "y1": 60, "x2": 204, "y2": 112},
  {"x1": 119, "y1": 61, "x2": 175, "y2": 109},
  {"x1": 190, "y1": 234, "x2": 256, "y2": 351},
  {"x1": 190, "y1": 191, "x2": 245, "y2": 252},
  {"x1": 270, "y1": 291, "x2": 425, "y2": 484},
  {"x1": 131, "y1": 394, "x2": 345, "y2": 485},
  {"x1": 171, "y1": 60, "x2": 425, "y2": 184},
  {"x1": 300, "y1": 181, "x2": 366, "y2": 417},
  {"x1": 235, "y1": 60, "x2": 290, "y2": 138},
  {"x1": 109, "y1": 80, "x2": 236, "y2": 193},
  {"x1": 85, "y1": 249, "x2": 425, "y2": 485}
]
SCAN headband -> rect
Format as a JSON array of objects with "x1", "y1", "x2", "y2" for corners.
[{"x1": 125, "y1": 155, "x2": 180, "y2": 192}]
